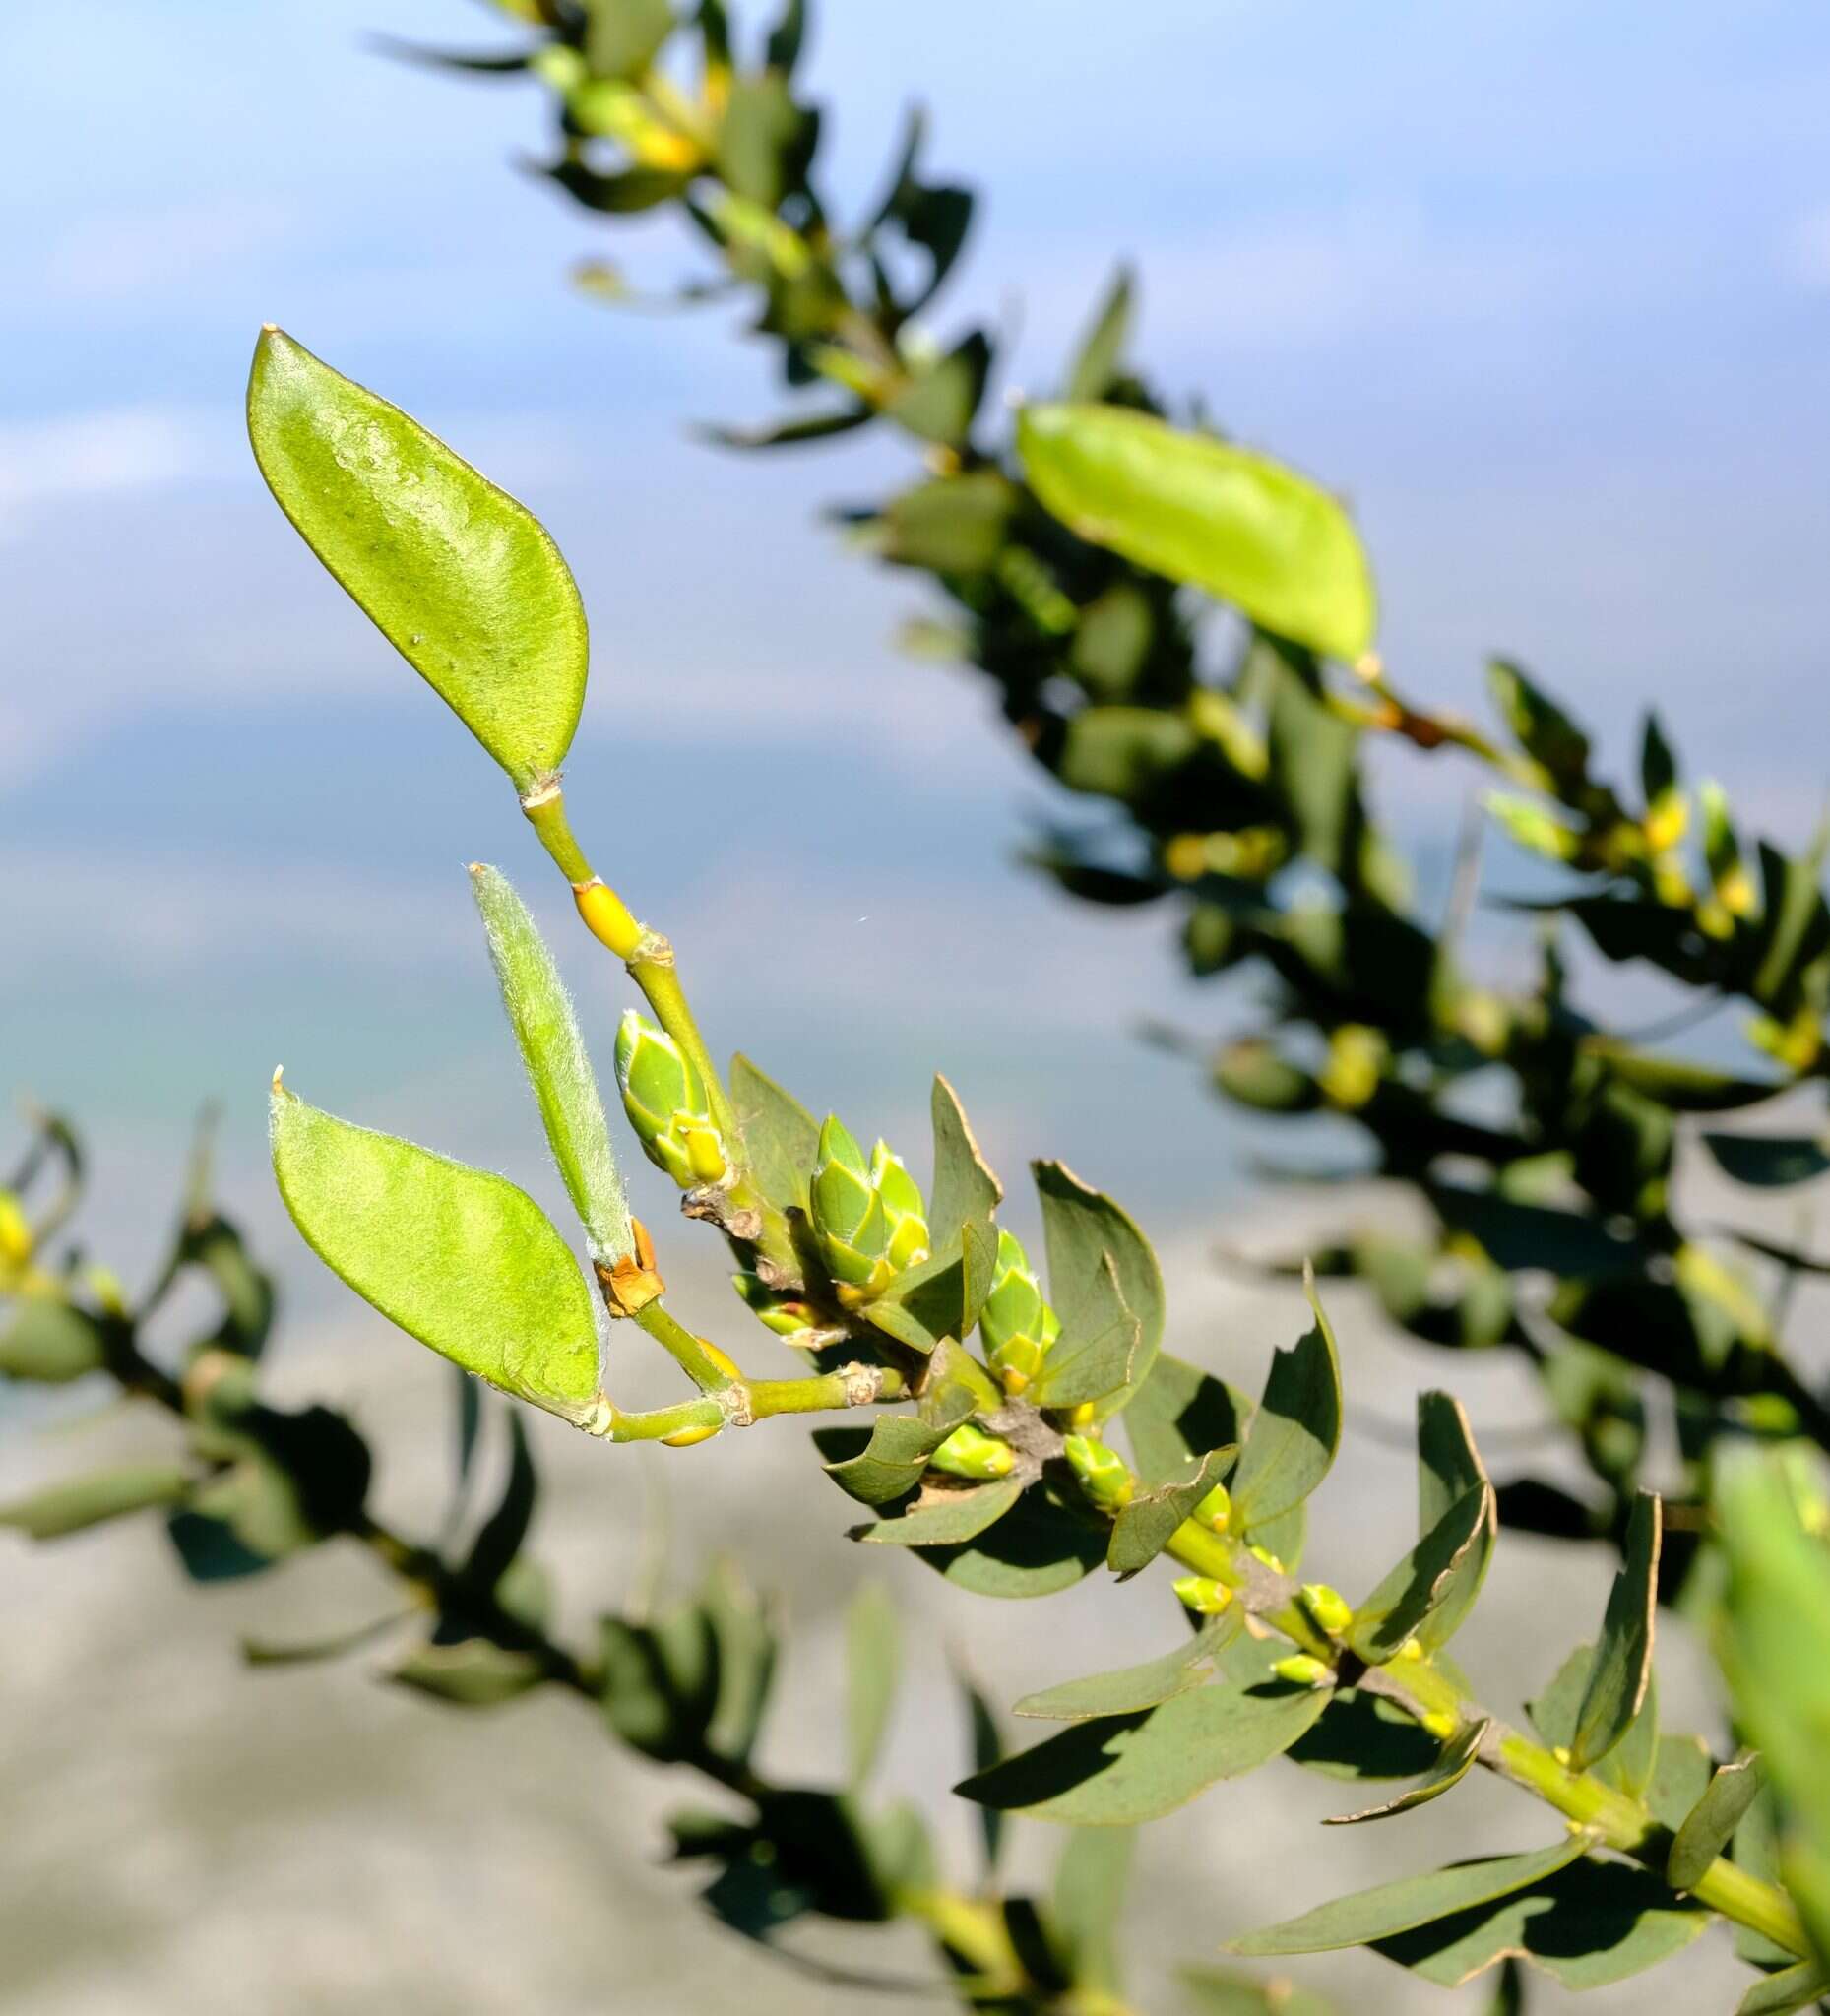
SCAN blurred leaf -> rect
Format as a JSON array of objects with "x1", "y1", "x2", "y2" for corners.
[
  {"x1": 0, "y1": 1295, "x2": 107, "y2": 1383},
  {"x1": 1486, "y1": 660, "x2": 1591, "y2": 788},
  {"x1": 247, "y1": 328, "x2": 586, "y2": 788},
  {"x1": 1718, "y1": 1457, "x2": 1830, "y2": 1962},
  {"x1": 717, "y1": 73, "x2": 805, "y2": 207},
  {"x1": 1569, "y1": 1491, "x2": 1661, "y2": 1772},
  {"x1": 1702, "y1": 1132, "x2": 1830, "y2": 1190},
  {"x1": 1668, "y1": 1752, "x2": 1763, "y2": 1891},
  {"x1": 392, "y1": 1637, "x2": 544, "y2": 1706},
  {"x1": 1225, "y1": 1840, "x2": 1587, "y2": 1956},
  {"x1": 1033, "y1": 1160, "x2": 1165, "y2": 1419},
  {"x1": 956, "y1": 1660, "x2": 1005, "y2": 1870},
  {"x1": 1180, "y1": 1966, "x2": 1337, "y2": 2015},
  {"x1": 541, "y1": 158, "x2": 693, "y2": 214},
  {"x1": 845, "y1": 1581, "x2": 900, "y2": 1787},
  {"x1": 880, "y1": 470, "x2": 1016, "y2": 573},
  {"x1": 465, "y1": 1408, "x2": 538, "y2": 1594},
  {"x1": 702, "y1": 1557, "x2": 778, "y2": 1766},
  {"x1": 583, "y1": 0, "x2": 673, "y2": 79},
  {"x1": 1230, "y1": 1277, "x2": 1342, "y2": 1530},
  {"x1": 1018, "y1": 404, "x2": 1376, "y2": 662},
  {"x1": 1736, "y1": 1959, "x2": 1830, "y2": 2014},
  {"x1": 271, "y1": 1083, "x2": 600, "y2": 1426},
  {"x1": 1051, "y1": 1825, "x2": 1134, "y2": 1993},
  {"x1": 243, "y1": 1609, "x2": 411, "y2": 1667},
  {"x1": 1108, "y1": 1445, "x2": 1236, "y2": 1577},
  {"x1": 1322, "y1": 1719, "x2": 1487, "y2": 1826},
  {"x1": 370, "y1": 37, "x2": 534, "y2": 74},
  {"x1": 957, "y1": 1635, "x2": 1329, "y2": 1823},
  {"x1": 1064, "y1": 264, "x2": 1134, "y2": 403},
  {"x1": 1015, "y1": 1609, "x2": 1241, "y2": 1722},
  {"x1": 0, "y1": 1462, "x2": 188, "y2": 1539},
  {"x1": 1371, "y1": 1856, "x2": 1706, "y2": 1988},
  {"x1": 471, "y1": 865, "x2": 632, "y2": 1266},
  {"x1": 885, "y1": 329, "x2": 991, "y2": 447},
  {"x1": 700, "y1": 404, "x2": 872, "y2": 449},
  {"x1": 1586, "y1": 1042, "x2": 1782, "y2": 1113}
]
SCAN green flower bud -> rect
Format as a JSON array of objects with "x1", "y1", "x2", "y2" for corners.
[
  {"x1": 1301, "y1": 1582, "x2": 1354, "y2": 1636},
  {"x1": 1271, "y1": 1654, "x2": 1334, "y2": 1688},
  {"x1": 613, "y1": 1011, "x2": 726, "y2": 1188},
  {"x1": 978, "y1": 1228, "x2": 1061, "y2": 1396},
  {"x1": 1247, "y1": 1544, "x2": 1285, "y2": 1575},
  {"x1": 1191, "y1": 1480, "x2": 1231, "y2": 1534},
  {"x1": 929, "y1": 1421, "x2": 1015, "y2": 1480},
  {"x1": 1062, "y1": 1432, "x2": 1134, "y2": 1513},
  {"x1": 810, "y1": 1115, "x2": 894, "y2": 1295},
  {"x1": 1171, "y1": 1574, "x2": 1233, "y2": 1617},
  {"x1": 869, "y1": 1140, "x2": 930, "y2": 1273},
  {"x1": 729, "y1": 1272, "x2": 823, "y2": 1344}
]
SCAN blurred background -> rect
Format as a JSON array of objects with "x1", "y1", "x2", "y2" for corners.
[{"x1": 3, "y1": 2, "x2": 1829, "y2": 2009}]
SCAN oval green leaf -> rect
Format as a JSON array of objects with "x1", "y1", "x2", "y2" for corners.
[
  {"x1": 247, "y1": 327, "x2": 588, "y2": 790},
  {"x1": 1017, "y1": 404, "x2": 1376, "y2": 662},
  {"x1": 270, "y1": 1077, "x2": 600, "y2": 1425}
]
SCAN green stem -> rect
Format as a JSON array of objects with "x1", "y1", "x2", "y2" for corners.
[
  {"x1": 601, "y1": 1365, "x2": 911, "y2": 1443},
  {"x1": 633, "y1": 1298, "x2": 738, "y2": 1393}
]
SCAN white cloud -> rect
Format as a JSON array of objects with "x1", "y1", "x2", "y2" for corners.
[{"x1": 0, "y1": 406, "x2": 218, "y2": 538}]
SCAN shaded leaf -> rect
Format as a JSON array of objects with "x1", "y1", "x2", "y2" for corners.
[
  {"x1": 1108, "y1": 1445, "x2": 1237, "y2": 1577},
  {"x1": 1124, "y1": 1353, "x2": 1248, "y2": 1487},
  {"x1": 858, "y1": 1478, "x2": 1023, "y2": 1547},
  {"x1": 730, "y1": 1052, "x2": 819, "y2": 1216},
  {"x1": 0, "y1": 1462, "x2": 188, "y2": 1540},
  {"x1": 1018, "y1": 404, "x2": 1375, "y2": 662},
  {"x1": 921, "y1": 1482, "x2": 1108, "y2": 1599},
  {"x1": 1032, "y1": 1160, "x2": 1165, "y2": 1419},
  {"x1": 1668, "y1": 1751, "x2": 1763, "y2": 1891},
  {"x1": 926, "y1": 1075, "x2": 1001, "y2": 1335},
  {"x1": 1702, "y1": 1132, "x2": 1830, "y2": 1190},
  {"x1": 270, "y1": 1083, "x2": 600, "y2": 1426},
  {"x1": 1415, "y1": 1392, "x2": 1495, "y2": 1650},
  {"x1": 1569, "y1": 1491, "x2": 1661, "y2": 1772},
  {"x1": 818, "y1": 1407, "x2": 969, "y2": 1507},
  {"x1": 1347, "y1": 1483, "x2": 1492, "y2": 1665},
  {"x1": 464, "y1": 1408, "x2": 537, "y2": 1593},
  {"x1": 248, "y1": 328, "x2": 585, "y2": 788},
  {"x1": 1230, "y1": 1276, "x2": 1342, "y2": 1529},
  {"x1": 1527, "y1": 1645, "x2": 1660, "y2": 1802},
  {"x1": 1033, "y1": 1252, "x2": 1139, "y2": 1409},
  {"x1": 1288, "y1": 1686, "x2": 1443, "y2": 1782}
]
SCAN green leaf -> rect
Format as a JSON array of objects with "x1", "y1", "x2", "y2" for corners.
[
  {"x1": 1415, "y1": 1392, "x2": 1496, "y2": 1650},
  {"x1": 1032, "y1": 1161, "x2": 1165, "y2": 1419},
  {"x1": 391, "y1": 1638, "x2": 544, "y2": 1706},
  {"x1": 1585, "y1": 1043, "x2": 1784, "y2": 1113},
  {"x1": 701, "y1": 1558, "x2": 778, "y2": 1767},
  {"x1": 1288, "y1": 1686, "x2": 1444, "y2": 1782},
  {"x1": 885, "y1": 329, "x2": 992, "y2": 448},
  {"x1": 464, "y1": 1407, "x2": 537, "y2": 1592},
  {"x1": 1647, "y1": 1732, "x2": 1715, "y2": 1831},
  {"x1": 1108, "y1": 1445, "x2": 1237, "y2": 1577},
  {"x1": 956, "y1": 1635, "x2": 1329, "y2": 1823},
  {"x1": 1051, "y1": 1825, "x2": 1134, "y2": 1993},
  {"x1": 1230, "y1": 1274, "x2": 1343, "y2": 1530},
  {"x1": 817, "y1": 1403, "x2": 971, "y2": 1506},
  {"x1": 0, "y1": 1462, "x2": 188, "y2": 1539},
  {"x1": 1569, "y1": 1491, "x2": 1661, "y2": 1772},
  {"x1": 247, "y1": 327, "x2": 587, "y2": 790},
  {"x1": 729, "y1": 1052, "x2": 820, "y2": 1217},
  {"x1": 583, "y1": 0, "x2": 673, "y2": 79},
  {"x1": 1225, "y1": 1840, "x2": 1588, "y2": 1957},
  {"x1": 845, "y1": 1582, "x2": 900, "y2": 1788},
  {"x1": 1033, "y1": 1252, "x2": 1139, "y2": 1408},
  {"x1": 1017, "y1": 404, "x2": 1376, "y2": 662},
  {"x1": 1179, "y1": 1967, "x2": 1337, "y2": 2016},
  {"x1": 1322, "y1": 1719, "x2": 1486, "y2": 1825},
  {"x1": 242, "y1": 1608, "x2": 411, "y2": 1667},
  {"x1": 1703, "y1": 1132, "x2": 1830, "y2": 1190},
  {"x1": 1668, "y1": 1752, "x2": 1763, "y2": 1891},
  {"x1": 471, "y1": 865, "x2": 632, "y2": 1265},
  {"x1": 927, "y1": 1075, "x2": 1001, "y2": 1334},
  {"x1": 1527, "y1": 1645, "x2": 1660, "y2": 1803},
  {"x1": 1064, "y1": 264, "x2": 1135, "y2": 404},
  {"x1": 955, "y1": 1659, "x2": 1006, "y2": 1870},
  {"x1": 1372, "y1": 1856, "x2": 1707, "y2": 1989},
  {"x1": 1123, "y1": 1353, "x2": 1248, "y2": 1487},
  {"x1": 1347, "y1": 1484, "x2": 1492, "y2": 1665},
  {"x1": 1015, "y1": 1610, "x2": 1241, "y2": 1722},
  {"x1": 1718, "y1": 1457, "x2": 1830, "y2": 1964},
  {"x1": 0, "y1": 1294, "x2": 108, "y2": 1383},
  {"x1": 857, "y1": 1478, "x2": 1024, "y2": 1547},
  {"x1": 881, "y1": 470, "x2": 1016, "y2": 573},
  {"x1": 1736, "y1": 1959, "x2": 1830, "y2": 2015},
  {"x1": 921, "y1": 1482, "x2": 1108, "y2": 1600},
  {"x1": 270, "y1": 1081, "x2": 600, "y2": 1426}
]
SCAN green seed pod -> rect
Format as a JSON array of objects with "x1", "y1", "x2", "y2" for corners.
[
  {"x1": 978, "y1": 1228, "x2": 1061, "y2": 1396},
  {"x1": 1062, "y1": 1432, "x2": 1135, "y2": 1512},
  {"x1": 613, "y1": 1011, "x2": 725, "y2": 1188},
  {"x1": 1272, "y1": 1654, "x2": 1334, "y2": 1688},
  {"x1": 929, "y1": 1421, "x2": 1016, "y2": 1480},
  {"x1": 1171, "y1": 1574, "x2": 1233, "y2": 1617},
  {"x1": 729, "y1": 1272, "x2": 822, "y2": 1344},
  {"x1": 869, "y1": 1140, "x2": 931, "y2": 1273},
  {"x1": 1301, "y1": 1582, "x2": 1354, "y2": 1636},
  {"x1": 1191, "y1": 1480, "x2": 1231, "y2": 1534},
  {"x1": 809, "y1": 1116, "x2": 895, "y2": 1297}
]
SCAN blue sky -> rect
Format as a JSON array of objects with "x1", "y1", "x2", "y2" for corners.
[{"x1": 4, "y1": 0, "x2": 1830, "y2": 1281}]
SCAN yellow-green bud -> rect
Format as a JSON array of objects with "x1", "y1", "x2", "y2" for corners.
[
  {"x1": 869, "y1": 1141, "x2": 930, "y2": 1273},
  {"x1": 1271, "y1": 1654, "x2": 1334, "y2": 1688},
  {"x1": 1247, "y1": 1544, "x2": 1285, "y2": 1575},
  {"x1": 1171, "y1": 1575, "x2": 1233, "y2": 1616},
  {"x1": 613, "y1": 1011, "x2": 726, "y2": 1188},
  {"x1": 1317, "y1": 1025, "x2": 1387, "y2": 1109},
  {"x1": 929, "y1": 1421, "x2": 1015, "y2": 1480},
  {"x1": 1396, "y1": 1635, "x2": 1425, "y2": 1662},
  {"x1": 0, "y1": 1192, "x2": 31, "y2": 1276},
  {"x1": 978, "y1": 1228, "x2": 1060, "y2": 1396},
  {"x1": 1301, "y1": 1583, "x2": 1353, "y2": 1636},
  {"x1": 1062, "y1": 1432, "x2": 1134, "y2": 1512},
  {"x1": 1192, "y1": 1481, "x2": 1231, "y2": 1534},
  {"x1": 810, "y1": 1117, "x2": 931, "y2": 1301},
  {"x1": 729, "y1": 1272, "x2": 822, "y2": 1344}
]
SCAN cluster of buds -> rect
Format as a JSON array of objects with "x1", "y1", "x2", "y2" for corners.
[
  {"x1": 928, "y1": 1421, "x2": 1015, "y2": 1480},
  {"x1": 808, "y1": 1117, "x2": 929, "y2": 1303},
  {"x1": 1062, "y1": 1432, "x2": 1134, "y2": 1513},
  {"x1": 613, "y1": 1012, "x2": 727, "y2": 1188},
  {"x1": 729, "y1": 1272, "x2": 832, "y2": 1349},
  {"x1": 978, "y1": 1228, "x2": 1060, "y2": 1396}
]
